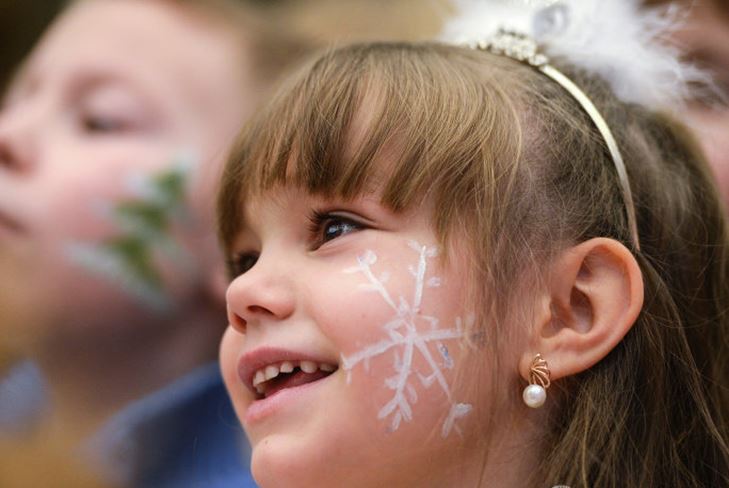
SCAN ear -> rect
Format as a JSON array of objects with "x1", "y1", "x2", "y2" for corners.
[{"x1": 519, "y1": 238, "x2": 644, "y2": 382}]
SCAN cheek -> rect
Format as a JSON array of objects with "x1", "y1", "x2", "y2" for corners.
[
  {"x1": 16, "y1": 144, "x2": 203, "y2": 319},
  {"x1": 220, "y1": 327, "x2": 249, "y2": 422},
  {"x1": 317, "y1": 243, "x2": 475, "y2": 438},
  {"x1": 48, "y1": 176, "x2": 125, "y2": 241},
  {"x1": 35, "y1": 144, "x2": 180, "y2": 242},
  {"x1": 685, "y1": 110, "x2": 729, "y2": 204}
]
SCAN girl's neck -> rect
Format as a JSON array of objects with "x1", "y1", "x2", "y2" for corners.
[{"x1": 443, "y1": 410, "x2": 545, "y2": 488}]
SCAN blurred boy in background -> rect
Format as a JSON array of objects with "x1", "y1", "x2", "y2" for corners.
[
  {"x1": 0, "y1": 0, "x2": 444, "y2": 486},
  {"x1": 647, "y1": 0, "x2": 729, "y2": 206},
  {"x1": 0, "y1": 0, "x2": 286, "y2": 485}
]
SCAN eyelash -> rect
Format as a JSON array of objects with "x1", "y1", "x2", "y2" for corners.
[
  {"x1": 80, "y1": 112, "x2": 135, "y2": 134},
  {"x1": 307, "y1": 210, "x2": 365, "y2": 249},
  {"x1": 227, "y1": 253, "x2": 258, "y2": 278},
  {"x1": 227, "y1": 211, "x2": 366, "y2": 279}
]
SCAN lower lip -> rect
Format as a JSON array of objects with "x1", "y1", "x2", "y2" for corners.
[{"x1": 244, "y1": 373, "x2": 335, "y2": 425}]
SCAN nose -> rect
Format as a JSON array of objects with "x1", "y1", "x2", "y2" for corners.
[
  {"x1": 225, "y1": 255, "x2": 296, "y2": 333},
  {"x1": 0, "y1": 102, "x2": 41, "y2": 173}
]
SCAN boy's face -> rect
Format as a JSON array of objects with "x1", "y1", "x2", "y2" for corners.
[
  {"x1": 0, "y1": 0, "x2": 251, "y2": 337},
  {"x1": 221, "y1": 186, "x2": 492, "y2": 487},
  {"x1": 673, "y1": 3, "x2": 729, "y2": 206}
]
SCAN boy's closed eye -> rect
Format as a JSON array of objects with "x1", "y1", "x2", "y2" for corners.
[
  {"x1": 76, "y1": 82, "x2": 155, "y2": 135},
  {"x1": 81, "y1": 111, "x2": 135, "y2": 134}
]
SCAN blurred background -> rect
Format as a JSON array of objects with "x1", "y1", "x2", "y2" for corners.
[{"x1": 0, "y1": 0, "x2": 65, "y2": 92}]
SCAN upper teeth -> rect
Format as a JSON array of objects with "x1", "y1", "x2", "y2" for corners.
[{"x1": 252, "y1": 360, "x2": 337, "y2": 392}]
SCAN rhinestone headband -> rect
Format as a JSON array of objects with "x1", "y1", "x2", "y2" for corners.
[{"x1": 465, "y1": 29, "x2": 641, "y2": 251}]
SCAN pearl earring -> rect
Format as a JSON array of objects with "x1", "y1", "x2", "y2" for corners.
[{"x1": 522, "y1": 354, "x2": 550, "y2": 408}]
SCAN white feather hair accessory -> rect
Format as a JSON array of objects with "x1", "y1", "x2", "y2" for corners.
[{"x1": 441, "y1": 0, "x2": 704, "y2": 112}]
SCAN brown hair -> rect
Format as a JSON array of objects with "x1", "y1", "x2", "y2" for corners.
[{"x1": 218, "y1": 42, "x2": 729, "y2": 487}]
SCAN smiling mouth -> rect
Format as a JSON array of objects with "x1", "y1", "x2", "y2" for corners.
[{"x1": 251, "y1": 360, "x2": 338, "y2": 399}]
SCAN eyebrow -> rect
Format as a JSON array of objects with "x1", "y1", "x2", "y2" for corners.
[
  {"x1": 67, "y1": 67, "x2": 157, "y2": 106},
  {"x1": 4, "y1": 56, "x2": 163, "y2": 109}
]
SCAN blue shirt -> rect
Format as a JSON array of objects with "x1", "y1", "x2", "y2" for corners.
[
  {"x1": 87, "y1": 363, "x2": 257, "y2": 487},
  {"x1": 0, "y1": 360, "x2": 47, "y2": 436}
]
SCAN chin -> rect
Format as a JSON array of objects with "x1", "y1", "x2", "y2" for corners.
[
  {"x1": 250, "y1": 435, "x2": 330, "y2": 488},
  {"x1": 248, "y1": 428, "x2": 417, "y2": 488},
  {"x1": 249, "y1": 427, "x2": 383, "y2": 488}
]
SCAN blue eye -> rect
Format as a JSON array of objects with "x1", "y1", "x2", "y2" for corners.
[
  {"x1": 309, "y1": 211, "x2": 365, "y2": 248},
  {"x1": 323, "y1": 219, "x2": 359, "y2": 242},
  {"x1": 228, "y1": 252, "x2": 258, "y2": 278}
]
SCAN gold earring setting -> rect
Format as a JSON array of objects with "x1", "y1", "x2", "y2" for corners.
[{"x1": 523, "y1": 354, "x2": 550, "y2": 408}]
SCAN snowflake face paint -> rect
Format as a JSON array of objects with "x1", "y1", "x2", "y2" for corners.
[
  {"x1": 341, "y1": 242, "x2": 472, "y2": 437},
  {"x1": 222, "y1": 187, "x2": 485, "y2": 487}
]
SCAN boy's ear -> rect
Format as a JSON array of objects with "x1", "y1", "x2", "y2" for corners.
[{"x1": 519, "y1": 238, "x2": 643, "y2": 382}]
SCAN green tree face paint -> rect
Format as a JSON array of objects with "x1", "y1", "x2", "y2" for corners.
[{"x1": 65, "y1": 160, "x2": 196, "y2": 312}]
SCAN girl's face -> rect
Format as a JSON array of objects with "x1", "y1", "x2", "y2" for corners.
[
  {"x1": 222, "y1": 186, "x2": 490, "y2": 487},
  {"x1": 0, "y1": 0, "x2": 251, "y2": 336}
]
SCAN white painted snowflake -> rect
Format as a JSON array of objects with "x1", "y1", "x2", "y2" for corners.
[{"x1": 341, "y1": 240, "x2": 473, "y2": 437}]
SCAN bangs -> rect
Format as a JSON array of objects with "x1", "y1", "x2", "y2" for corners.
[{"x1": 218, "y1": 42, "x2": 524, "y2": 250}]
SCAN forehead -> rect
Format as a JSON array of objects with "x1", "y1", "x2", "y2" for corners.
[{"x1": 16, "y1": 0, "x2": 248, "y2": 118}]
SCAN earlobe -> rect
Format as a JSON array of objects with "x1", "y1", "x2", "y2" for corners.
[{"x1": 520, "y1": 238, "x2": 644, "y2": 383}]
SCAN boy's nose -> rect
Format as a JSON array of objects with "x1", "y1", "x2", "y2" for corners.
[
  {"x1": 226, "y1": 259, "x2": 296, "y2": 333},
  {"x1": 0, "y1": 109, "x2": 38, "y2": 173}
]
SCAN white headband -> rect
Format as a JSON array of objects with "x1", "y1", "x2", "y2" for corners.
[{"x1": 439, "y1": 0, "x2": 704, "y2": 250}]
